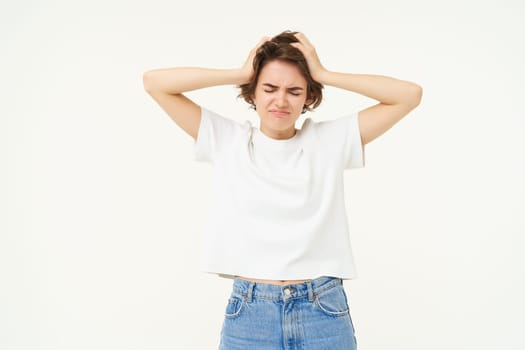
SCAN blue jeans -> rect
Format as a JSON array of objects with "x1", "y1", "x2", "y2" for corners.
[{"x1": 219, "y1": 276, "x2": 357, "y2": 349}]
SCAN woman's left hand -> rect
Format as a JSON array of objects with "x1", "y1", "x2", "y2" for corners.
[{"x1": 290, "y1": 32, "x2": 327, "y2": 83}]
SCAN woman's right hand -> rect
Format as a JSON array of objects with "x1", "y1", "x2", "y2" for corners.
[{"x1": 239, "y1": 36, "x2": 271, "y2": 84}]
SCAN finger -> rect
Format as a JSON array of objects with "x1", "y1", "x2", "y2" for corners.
[
  {"x1": 290, "y1": 42, "x2": 303, "y2": 49},
  {"x1": 290, "y1": 42, "x2": 306, "y2": 53},
  {"x1": 294, "y1": 32, "x2": 313, "y2": 48}
]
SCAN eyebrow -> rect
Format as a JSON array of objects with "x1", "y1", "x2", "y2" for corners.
[{"x1": 262, "y1": 83, "x2": 304, "y2": 91}]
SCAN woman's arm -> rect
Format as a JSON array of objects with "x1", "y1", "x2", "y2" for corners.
[
  {"x1": 143, "y1": 67, "x2": 247, "y2": 94},
  {"x1": 143, "y1": 37, "x2": 269, "y2": 140},
  {"x1": 143, "y1": 68, "x2": 245, "y2": 141},
  {"x1": 320, "y1": 71, "x2": 422, "y2": 145},
  {"x1": 292, "y1": 33, "x2": 422, "y2": 145}
]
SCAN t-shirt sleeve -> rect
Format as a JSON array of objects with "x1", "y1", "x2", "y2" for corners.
[
  {"x1": 193, "y1": 107, "x2": 240, "y2": 164},
  {"x1": 343, "y1": 112, "x2": 365, "y2": 170},
  {"x1": 314, "y1": 112, "x2": 365, "y2": 170}
]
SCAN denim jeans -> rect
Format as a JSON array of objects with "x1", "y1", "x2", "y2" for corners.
[{"x1": 219, "y1": 276, "x2": 357, "y2": 349}]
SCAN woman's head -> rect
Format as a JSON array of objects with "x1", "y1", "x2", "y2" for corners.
[{"x1": 239, "y1": 31, "x2": 323, "y2": 114}]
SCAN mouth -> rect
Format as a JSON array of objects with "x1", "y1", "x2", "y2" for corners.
[{"x1": 269, "y1": 110, "x2": 290, "y2": 117}]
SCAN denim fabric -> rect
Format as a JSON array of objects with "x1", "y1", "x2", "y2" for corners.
[{"x1": 218, "y1": 276, "x2": 357, "y2": 350}]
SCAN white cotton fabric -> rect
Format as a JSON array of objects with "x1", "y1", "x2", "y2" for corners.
[{"x1": 193, "y1": 107, "x2": 365, "y2": 280}]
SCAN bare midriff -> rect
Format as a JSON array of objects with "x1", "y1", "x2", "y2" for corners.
[{"x1": 235, "y1": 275, "x2": 311, "y2": 286}]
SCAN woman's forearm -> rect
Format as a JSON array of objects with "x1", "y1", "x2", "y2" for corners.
[
  {"x1": 143, "y1": 67, "x2": 247, "y2": 94},
  {"x1": 318, "y1": 70, "x2": 422, "y2": 106}
]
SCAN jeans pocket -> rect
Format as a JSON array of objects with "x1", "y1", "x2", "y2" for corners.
[
  {"x1": 224, "y1": 294, "x2": 246, "y2": 319},
  {"x1": 314, "y1": 284, "x2": 350, "y2": 317}
]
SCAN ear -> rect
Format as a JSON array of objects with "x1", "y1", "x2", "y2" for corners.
[{"x1": 305, "y1": 97, "x2": 314, "y2": 106}]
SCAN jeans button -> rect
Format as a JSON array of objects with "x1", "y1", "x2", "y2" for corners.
[{"x1": 284, "y1": 288, "x2": 291, "y2": 296}]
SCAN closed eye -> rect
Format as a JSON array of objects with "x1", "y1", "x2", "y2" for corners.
[
  {"x1": 262, "y1": 83, "x2": 304, "y2": 96},
  {"x1": 263, "y1": 90, "x2": 301, "y2": 96}
]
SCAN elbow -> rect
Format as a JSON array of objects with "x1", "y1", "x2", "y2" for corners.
[
  {"x1": 142, "y1": 71, "x2": 157, "y2": 93},
  {"x1": 407, "y1": 83, "x2": 423, "y2": 109}
]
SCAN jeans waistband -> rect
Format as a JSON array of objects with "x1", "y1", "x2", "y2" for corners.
[{"x1": 231, "y1": 276, "x2": 342, "y2": 303}]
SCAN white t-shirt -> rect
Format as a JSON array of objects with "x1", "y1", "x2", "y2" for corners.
[{"x1": 193, "y1": 107, "x2": 365, "y2": 280}]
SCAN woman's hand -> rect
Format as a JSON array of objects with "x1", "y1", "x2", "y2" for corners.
[
  {"x1": 290, "y1": 32, "x2": 327, "y2": 83},
  {"x1": 239, "y1": 36, "x2": 271, "y2": 84}
]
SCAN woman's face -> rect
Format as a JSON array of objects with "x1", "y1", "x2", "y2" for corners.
[{"x1": 253, "y1": 60, "x2": 312, "y2": 140}]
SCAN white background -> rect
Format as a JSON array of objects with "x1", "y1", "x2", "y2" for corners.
[{"x1": 2, "y1": 0, "x2": 524, "y2": 349}]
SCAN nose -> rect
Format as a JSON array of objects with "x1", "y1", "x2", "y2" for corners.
[{"x1": 275, "y1": 90, "x2": 288, "y2": 107}]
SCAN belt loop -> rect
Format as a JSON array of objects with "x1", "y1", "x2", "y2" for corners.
[
  {"x1": 307, "y1": 280, "x2": 314, "y2": 302},
  {"x1": 246, "y1": 282, "x2": 255, "y2": 303}
]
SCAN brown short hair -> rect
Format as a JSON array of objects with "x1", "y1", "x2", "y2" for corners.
[{"x1": 238, "y1": 31, "x2": 323, "y2": 113}]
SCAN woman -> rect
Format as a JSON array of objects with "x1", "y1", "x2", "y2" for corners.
[{"x1": 144, "y1": 31, "x2": 422, "y2": 349}]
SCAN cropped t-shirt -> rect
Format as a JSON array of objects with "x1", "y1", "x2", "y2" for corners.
[{"x1": 193, "y1": 107, "x2": 365, "y2": 280}]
